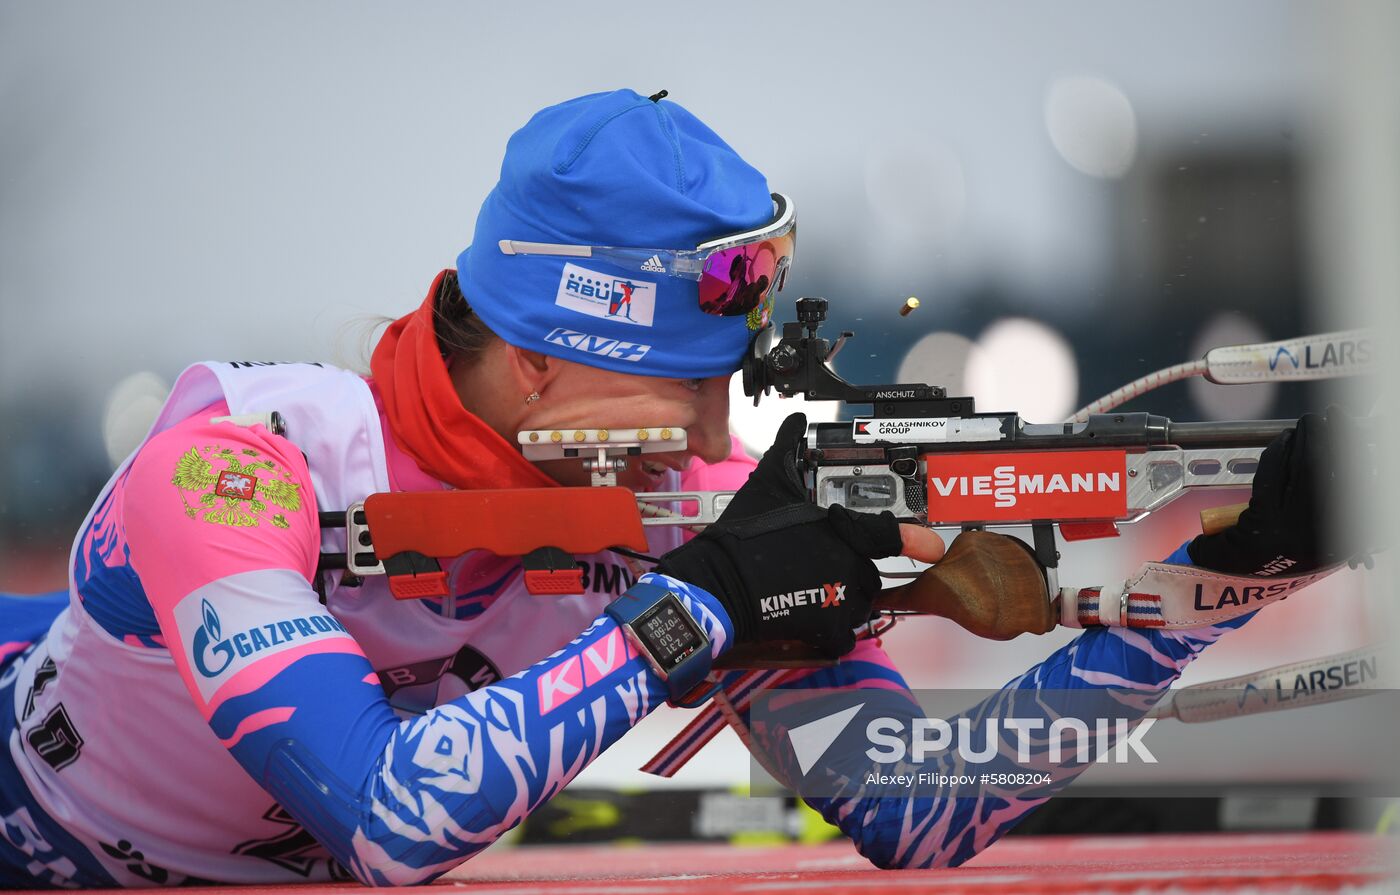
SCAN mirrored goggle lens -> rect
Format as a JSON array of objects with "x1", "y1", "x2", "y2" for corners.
[{"x1": 697, "y1": 229, "x2": 795, "y2": 317}]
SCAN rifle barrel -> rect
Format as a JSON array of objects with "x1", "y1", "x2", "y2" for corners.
[{"x1": 1165, "y1": 419, "x2": 1294, "y2": 447}]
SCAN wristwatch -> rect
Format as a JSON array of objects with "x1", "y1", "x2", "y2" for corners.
[{"x1": 605, "y1": 581, "x2": 718, "y2": 707}]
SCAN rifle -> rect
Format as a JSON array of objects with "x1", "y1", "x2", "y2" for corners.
[
  {"x1": 634, "y1": 302, "x2": 1377, "y2": 776},
  {"x1": 639, "y1": 298, "x2": 1329, "y2": 591},
  {"x1": 318, "y1": 297, "x2": 1372, "y2": 646}
]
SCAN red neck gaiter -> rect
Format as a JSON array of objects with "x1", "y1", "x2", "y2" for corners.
[{"x1": 369, "y1": 270, "x2": 557, "y2": 491}]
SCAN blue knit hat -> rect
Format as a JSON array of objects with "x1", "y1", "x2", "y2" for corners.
[{"x1": 457, "y1": 89, "x2": 775, "y2": 379}]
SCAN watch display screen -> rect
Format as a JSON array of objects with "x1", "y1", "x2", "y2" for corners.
[{"x1": 634, "y1": 595, "x2": 704, "y2": 671}]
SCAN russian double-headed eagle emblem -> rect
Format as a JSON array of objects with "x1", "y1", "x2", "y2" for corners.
[{"x1": 171, "y1": 445, "x2": 302, "y2": 529}]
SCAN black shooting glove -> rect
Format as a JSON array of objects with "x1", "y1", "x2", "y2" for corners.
[
  {"x1": 656, "y1": 413, "x2": 903, "y2": 659},
  {"x1": 1187, "y1": 408, "x2": 1356, "y2": 576}
]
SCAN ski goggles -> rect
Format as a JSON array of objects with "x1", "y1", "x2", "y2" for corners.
[{"x1": 499, "y1": 193, "x2": 795, "y2": 320}]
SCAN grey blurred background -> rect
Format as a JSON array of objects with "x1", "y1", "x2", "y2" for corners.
[{"x1": 1, "y1": 0, "x2": 1396, "y2": 793}]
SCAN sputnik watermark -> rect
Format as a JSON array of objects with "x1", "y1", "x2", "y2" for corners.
[
  {"x1": 789, "y1": 705, "x2": 1159, "y2": 784},
  {"x1": 863, "y1": 716, "x2": 1158, "y2": 765},
  {"x1": 749, "y1": 687, "x2": 1400, "y2": 800}
]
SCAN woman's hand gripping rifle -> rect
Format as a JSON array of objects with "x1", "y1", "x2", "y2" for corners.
[{"x1": 656, "y1": 413, "x2": 1055, "y2": 669}]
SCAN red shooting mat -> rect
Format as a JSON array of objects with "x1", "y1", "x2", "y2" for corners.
[{"x1": 85, "y1": 832, "x2": 1392, "y2": 895}]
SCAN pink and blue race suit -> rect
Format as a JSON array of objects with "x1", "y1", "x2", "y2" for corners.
[{"x1": 0, "y1": 360, "x2": 1243, "y2": 887}]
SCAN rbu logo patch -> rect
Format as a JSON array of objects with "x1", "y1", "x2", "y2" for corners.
[
  {"x1": 545, "y1": 328, "x2": 651, "y2": 362},
  {"x1": 556, "y1": 262, "x2": 657, "y2": 327}
]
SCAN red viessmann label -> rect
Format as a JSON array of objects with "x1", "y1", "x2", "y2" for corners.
[{"x1": 923, "y1": 450, "x2": 1129, "y2": 523}]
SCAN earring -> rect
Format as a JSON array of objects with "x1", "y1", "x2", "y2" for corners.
[{"x1": 525, "y1": 392, "x2": 541, "y2": 405}]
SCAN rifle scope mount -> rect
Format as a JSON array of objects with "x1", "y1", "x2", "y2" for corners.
[{"x1": 742, "y1": 297, "x2": 977, "y2": 418}]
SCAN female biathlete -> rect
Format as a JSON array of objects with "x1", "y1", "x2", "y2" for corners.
[{"x1": 0, "y1": 89, "x2": 1341, "y2": 887}]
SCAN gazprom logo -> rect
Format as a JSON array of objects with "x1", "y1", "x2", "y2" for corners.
[
  {"x1": 1269, "y1": 346, "x2": 1300, "y2": 371},
  {"x1": 544, "y1": 328, "x2": 651, "y2": 362},
  {"x1": 555, "y1": 262, "x2": 656, "y2": 327},
  {"x1": 188, "y1": 599, "x2": 348, "y2": 680},
  {"x1": 192, "y1": 600, "x2": 233, "y2": 678}
]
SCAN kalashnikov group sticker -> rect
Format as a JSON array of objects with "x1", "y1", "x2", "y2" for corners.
[
  {"x1": 852, "y1": 418, "x2": 950, "y2": 443},
  {"x1": 172, "y1": 445, "x2": 302, "y2": 529}
]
